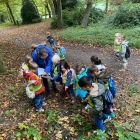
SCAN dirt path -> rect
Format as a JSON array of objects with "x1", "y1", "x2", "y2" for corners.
[{"x1": 0, "y1": 21, "x2": 140, "y2": 139}]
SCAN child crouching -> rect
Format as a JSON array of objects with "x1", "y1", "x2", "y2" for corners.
[
  {"x1": 78, "y1": 76, "x2": 114, "y2": 132},
  {"x1": 61, "y1": 61, "x2": 76, "y2": 98},
  {"x1": 20, "y1": 55, "x2": 46, "y2": 112}
]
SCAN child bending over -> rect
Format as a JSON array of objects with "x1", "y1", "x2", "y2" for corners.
[
  {"x1": 61, "y1": 61, "x2": 76, "y2": 98},
  {"x1": 20, "y1": 55, "x2": 46, "y2": 112}
]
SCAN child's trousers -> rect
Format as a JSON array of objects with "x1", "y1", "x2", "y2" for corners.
[
  {"x1": 94, "y1": 113, "x2": 108, "y2": 131},
  {"x1": 33, "y1": 93, "x2": 43, "y2": 110},
  {"x1": 43, "y1": 78, "x2": 50, "y2": 93},
  {"x1": 67, "y1": 84, "x2": 75, "y2": 96}
]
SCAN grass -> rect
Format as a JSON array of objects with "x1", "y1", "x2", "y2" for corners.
[
  {"x1": 57, "y1": 20, "x2": 140, "y2": 49},
  {"x1": 0, "y1": 22, "x2": 14, "y2": 27}
]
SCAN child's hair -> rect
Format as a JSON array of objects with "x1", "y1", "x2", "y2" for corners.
[
  {"x1": 28, "y1": 61, "x2": 38, "y2": 70},
  {"x1": 75, "y1": 64, "x2": 86, "y2": 74},
  {"x1": 52, "y1": 54, "x2": 60, "y2": 64},
  {"x1": 37, "y1": 48, "x2": 47, "y2": 58},
  {"x1": 90, "y1": 56, "x2": 102, "y2": 65},
  {"x1": 31, "y1": 43, "x2": 37, "y2": 50},
  {"x1": 88, "y1": 66, "x2": 98, "y2": 74},
  {"x1": 61, "y1": 61, "x2": 70, "y2": 70},
  {"x1": 25, "y1": 55, "x2": 38, "y2": 70},
  {"x1": 99, "y1": 72, "x2": 110, "y2": 84},
  {"x1": 115, "y1": 33, "x2": 121, "y2": 37},
  {"x1": 78, "y1": 76, "x2": 92, "y2": 88},
  {"x1": 46, "y1": 32, "x2": 50, "y2": 36},
  {"x1": 25, "y1": 55, "x2": 32, "y2": 63}
]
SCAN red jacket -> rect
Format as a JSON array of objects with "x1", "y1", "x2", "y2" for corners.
[{"x1": 23, "y1": 71, "x2": 45, "y2": 95}]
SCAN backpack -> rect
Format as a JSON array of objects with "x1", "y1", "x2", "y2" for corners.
[
  {"x1": 102, "y1": 89, "x2": 114, "y2": 114},
  {"x1": 26, "y1": 80, "x2": 36, "y2": 99},
  {"x1": 60, "y1": 46, "x2": 66, "y2": 56},
  {"x1": 108, "y1": 76, "x2": 116, "y2": 98},
  {"x1": 125, "y1": 47, "x2": 130, "y2": 59},
  {"x1": 77, "y1": 68, "x2": 88, "y2": 80},
  {"x1": 70, "y1": 68, "x2": 76, "y2": 81}
]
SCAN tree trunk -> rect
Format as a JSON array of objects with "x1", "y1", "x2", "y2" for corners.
[
  {"x1": 48, "y1": 0, "x2": 56, "y2": 17},
  {"x1": 57, "y1": 0, "x2": 63, "y2": 28},
  {"x1": 53, "y1": 0, "x2": 57, "y2": 15},
  {"x1": 5, "y1": 2, "x2": 16, "y2": 25},
  {"x1": 105, "y1": 0, "x2": 109, "y2": 13},
  {"x1": 81, "y1": 0, "x2": 92, "y2": 28},
  {"x1": 56, "y1": 0, "x2": 63, "y2": 28},
  {"x1": 46, "y1": 4, "x2": 51, "y2": 18}
]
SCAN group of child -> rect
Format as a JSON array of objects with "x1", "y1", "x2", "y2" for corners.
[{"x1": 19, "y1": 32, "x2": 130, "y2": 132}]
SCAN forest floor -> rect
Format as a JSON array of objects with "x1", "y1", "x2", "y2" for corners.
[{"x1": 0, "y1": 21, "x2": 140, "y2": 140}]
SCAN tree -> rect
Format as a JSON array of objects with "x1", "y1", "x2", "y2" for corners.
[
  {"x1": 0, "y1": 0, "x2": 17, "y2": 25},
  {"x1": 105, "y1": 0, "x2": 109, "y2": 13},
  {"x1": 61, "y1": 0, "x2": 78, "y2": 9},
  {"x1": 48, "y1": 0, "x2": 56, "y2": 16},
  {"x1": 81, "y1": 0, "x2": 92, "y2": 28},
  {"x1": 53, "y1": 0, "x2": 57, "y2": 15},
  {"x1": 44, "y1": 0, "x2": 51, "y2": 18},
  {"x1": 21, "y1": 0, "x2": 41, "y2": 24},
  {"x1": 57, "y1": 0, "x2": 63, "y2": 28}
]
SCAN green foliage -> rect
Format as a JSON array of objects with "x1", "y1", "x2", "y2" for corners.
[
  {"x1": 51, "y1": 17, "x2": 58, "y2": 29},
  {"x1": 70, "y1": 113, "x2": 92, "y2": 135},
  {"x1": 78, "y1": 130, "x2": 108, "y2": 140},
  {"x1": 8, "y1": 86, "x2": 16, "y2": 93},
  {"x1": 131, "y1": 0, "x2": 140, "y2": 3},
  {"x1": 46, "y1": 109, "x2": 59, "y2": 124},
  {"x1": 0, "y1": 57, "x2": 5, "y2": 73},
  {"x1": 0, "y1": 22, "x2": 13, "y2": 27},
  {"x1": 51, "y1": 6, "x2": 104, "y2": 28},
  {"x1": 109, "y1": 3, "x2": 140, "y2": 28},
  {"x1": 90, "y1": 7, "x2": 104, "y2": 23},
  {"x1": 57, "y1": 21, "x2": 140, "y2": 48},
  {"x1": 21, "y1": 0, "x2": 41, "y2": 24},
  {"x1": 62, "y1": 7, "x2": 84, "y2": 27},
  {"x1": 62, "y1": 0, "x2": 78, "y2": 9},
  {"x1": 16, "y1": 123, "x2": 42, "y2": 140},
  {"x1": 127, "y1": 84, "x2": 140, "y2": 96},
  {"x1": 112, "y1": 121, "x2": 140, "y2": 140}
]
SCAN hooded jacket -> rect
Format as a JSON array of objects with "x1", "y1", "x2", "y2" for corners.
[{"x1": 31, "y1": 44, "x2": 53, "y2": 73}]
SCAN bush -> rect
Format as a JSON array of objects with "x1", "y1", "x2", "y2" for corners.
[
  {"x1": 109, "y1": 3, "x2": 140, "y2": 28},
  {"x1": 62, "y1": 0, "x2": 78, "y2": 9},
  {"x1": 21, "y1": 0, "x2": 41, "y2": 24},
  {"x1": 90, "y1": 8, "x2": 104, "y2": 23},
  {"x1": 51, "y1": 6, "x2": 104, "y2": 28},
  {"x1": 51, "y1": 17, "x2": 58, "y2": 29}
]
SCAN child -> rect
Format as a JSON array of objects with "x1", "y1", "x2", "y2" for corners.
[
  {"x1": 78, "y1": 76, "x2": 114, "y2": 131},
  {"x1": 75, "y1": 66, "x2": 99, "y2": 99},
  {"x1": 50, "y1": 54, "x2": 62, "y2": 92},
  {"x1": 86, "y1": 67, "x2": 99, "y2": 83},
  {"x1": 55, "y1": 41, "x2": 66, "y2": 63},
  {"x1": 119, "y1": 35, "x2": 130, "y2": 71},
  {"x1": 114, "y1": 33, "x2": 122, "y2": 56},
  {"x1": 61, "y1": 61, "x2": 76, "y2": 97},
  {"x1": 20, "y1": 55, "x2": 46, "y2": 112},
  {"x1": 46, "y1": 32, "x2": 56, "y2": 48},
  {"x1": 90, "y1": 56, "x2": 106, "y2": 73}
]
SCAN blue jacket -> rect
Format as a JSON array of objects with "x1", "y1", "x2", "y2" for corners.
[{"x1": 31, "y1": 44, "x2": 53, "y2": 73}]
